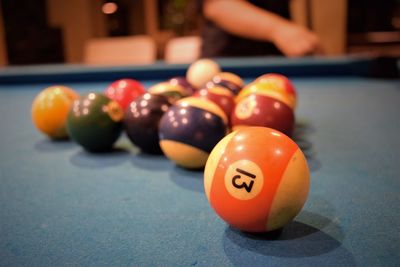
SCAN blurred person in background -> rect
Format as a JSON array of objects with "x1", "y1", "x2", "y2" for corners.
[{"x1": 199, "y1": 0, "x2": 322, "y2": 57}]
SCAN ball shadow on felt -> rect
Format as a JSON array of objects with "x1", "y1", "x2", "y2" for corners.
[
  {"x1": 69, "y1": 147, "x2": 129, "y2": 169},
  {"x1": 293, "y1": 119, "x2": 321, "y2": 172},
  {"x1": 130, "y1": 151, "x2": 171, "y2": 171},
  {"x1": 34, "y1": 138, "x2": 76, "y2": 152},
  {"x1": 223, "y1": 211, "x2": 354, "y2": 264},
  {"x1": 169, "y1": 165, "x2": 204, "y2": 193}
]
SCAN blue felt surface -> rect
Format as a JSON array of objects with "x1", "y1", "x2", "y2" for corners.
[{"x1": 0, "y1": 76, "x2": 400, "y2": 266}]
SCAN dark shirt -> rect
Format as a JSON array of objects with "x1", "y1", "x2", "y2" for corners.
[{"x1": 200, "y1": 0, "x2": 290, "y2": 57}]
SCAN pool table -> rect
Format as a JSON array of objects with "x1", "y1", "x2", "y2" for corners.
[{"x1": 0, "y1": 57, "x2": 399, "y2": 266}]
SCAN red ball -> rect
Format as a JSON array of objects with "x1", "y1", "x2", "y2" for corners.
[
  {"x1": 231, "y1": 94, "x2": 295, "y2": 137},
  {"x1": 104, "y1": 79, "x2": 146, "y2": 110}
]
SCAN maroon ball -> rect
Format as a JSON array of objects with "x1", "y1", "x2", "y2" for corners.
[
  {"x1": 124, "y1": 93, "x2": 172, "y2": 154},
  {"x1": 193, "y1": 87, "x2": 235, "y2": 120},
  {"x1": 231, "y1": 94, "x2": 295, "y2": 137}
]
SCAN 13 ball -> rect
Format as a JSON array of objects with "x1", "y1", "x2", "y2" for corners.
[{"x1": 204, "y1": 127, "x2": 310, "y2": 232}]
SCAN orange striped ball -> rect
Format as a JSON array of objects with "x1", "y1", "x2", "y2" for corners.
[
  {"x1": 236, "y1": 81, "x2": 296, "y2": 110},
  {"x1": 255, "y1": 73, "x2": 296, "y2": 99},
  {"x1": 204, "y1": 127, "x2": 309, "y2": 232}
]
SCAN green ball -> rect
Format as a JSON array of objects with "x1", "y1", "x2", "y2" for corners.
[{"x1": 67, "y1": 93, "x2": 123, "y2": 152}]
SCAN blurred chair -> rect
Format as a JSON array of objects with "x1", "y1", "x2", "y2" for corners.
[
  {"x1": 84, "y1": 36, "x2": 156, "y2": 65},
  {"x1": 164, "y1": 36, "x2": 201, "y2": 64}
]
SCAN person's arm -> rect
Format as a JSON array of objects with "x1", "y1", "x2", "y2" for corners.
[{"x1": 203, "y1": 0, "x2": 322, "y2": 57}]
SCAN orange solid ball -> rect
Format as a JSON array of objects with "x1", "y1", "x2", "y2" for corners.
[
  {"x1": 204, "y1": 127, "x2": 309, "y2": 232},
  {"x1": 31, "y1": 86, "x2": 79, "y2": 139}
]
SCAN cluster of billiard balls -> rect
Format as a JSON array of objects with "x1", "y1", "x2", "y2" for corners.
[{"x1": 31, "y1": 59, "x2": 310, "y2": 233}]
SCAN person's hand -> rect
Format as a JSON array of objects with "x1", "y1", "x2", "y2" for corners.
[{"x1": 272, "y1": 21, "x2": 322, "y2": 57}]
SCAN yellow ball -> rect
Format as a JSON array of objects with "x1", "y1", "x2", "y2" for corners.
[
  {"x1": 186, "y1": 59, "x2": 221, "y2": 88},
  {"x1": 31, "y1": 86, "x2": 79, "y2": 139}
]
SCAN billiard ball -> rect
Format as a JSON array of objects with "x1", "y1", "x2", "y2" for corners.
[
  {"x1": 255, "y1": 73, "x2": 296, "y2": 98},
  {"x1": 67, "y1": 93, "x2": 123, "y2": 152},
  {"x1": 193, "y1": 86, "x2": 235, "y2": 119},
  {"x1": 204, "y1": 127, "x2": 310, "y2": 232},
  {"x1": 186, "y1": 59, "x2": 221, "y2": 88},
  {"x1": 104, "y1": 78, "x2": 146, "y2": 110},
  {"x1": 231, "y1": 94, "x2": 295, "y2": 137},
  {"x1": 124, "y1": 93, "x2": 172, "y2": 154},
  {"x1": 168, "y1": 76, "x2": 197, "y2": 95},
  {"x1": 159, "y1": 97, "x2": 228, "y2": 169},
  {"x1": 252, "y1": 73, "x2": 297, "y2": 108},
  {"x1": 206, "y1": 79, "x2": 242, "y2": 96},
  {"x1": 236, "y1": 81, "x2": 295, "y2": 110},
  {"x1": 31, "y1": 85, "x2": 79, "y2": 139},
  {"x1": 148, "y1": 82, "x2": 190, "y2": 103},
  {"x1": 213, "y1": 72, "x2": 244, "y2": 87}
]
